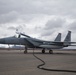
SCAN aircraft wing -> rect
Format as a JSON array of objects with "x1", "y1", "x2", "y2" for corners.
[
  {"x1": 50, "y1": 41, "x2": 76, "y2": 46},
  {"x1": 42, "y1": 40, "x2": 76, "y2": 45},
  {"x1": 48, "y1": 41, "x2": 63, "y2": 46}
]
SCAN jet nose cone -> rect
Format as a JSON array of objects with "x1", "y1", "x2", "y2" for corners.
[{"x1": 0, "y1": 39, "x2": 5, "y2": 44}]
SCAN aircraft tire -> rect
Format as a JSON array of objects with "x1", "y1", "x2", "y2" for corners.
[
  {"x1": 24, "y1": 50, "x2": 27, "y2": 54},
  {"x1": 42, "y1": 49, "x2": 45, "y2": 53},
  {"x1": 49, "y1": 50, "x2": 53, "y2": 54}
]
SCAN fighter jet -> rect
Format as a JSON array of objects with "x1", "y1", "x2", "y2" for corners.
[{"x1": 0, "y1": 31, "x2": 75, "y2": 54}]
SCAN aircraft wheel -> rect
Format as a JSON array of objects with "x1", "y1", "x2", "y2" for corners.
[
  {"x1": 24, "y1": 47, "x2": 27, "y2": 54},
  {"x1": 49, "y1": 50, "x2": 53, "y2": 54},
  {"x1": 24, "y1": 50, "x2": 27, "y2": 54},
  {"x1": 42, "y1": 49, "x2": 45, "y2": 53}
]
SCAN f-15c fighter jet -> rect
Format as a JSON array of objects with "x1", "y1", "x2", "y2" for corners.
[{"x1": 0, "y1": 31, "x2": 75, "y2": 54}]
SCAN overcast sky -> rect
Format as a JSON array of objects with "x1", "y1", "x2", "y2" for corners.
[{"x1": 0, "y1": 0, "x2": 76, "y2": 42}]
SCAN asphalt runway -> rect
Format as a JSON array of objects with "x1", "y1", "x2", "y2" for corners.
[{"x1": 0, "y1": 50, "x2": 76, "y2": 75}]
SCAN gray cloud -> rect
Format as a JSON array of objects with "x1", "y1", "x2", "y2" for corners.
[
  {"x1": 8, "y1": 26, "x2": 16, "y2": 30},
  {"x1": 40, "y1": 17, "x2": 66, "y2": 37},
  {"x1": 44, "y1": 18, "x2": 65, "y2": 30},
  {"x1": 0, "y1": 0, "x2": 76, "y2": 41},
  {"x1": 0, "y1": 11, "x2": 19, "y2": 24},
  {"x1": 68, "y1": 21, "x2": 76, "y2": 31},
  {"x1": 0, "y1": 0, "x2": 76, "y2": 24},
  {"x1": 0, "y1": 0, "x2": 75, "y2": 24}
]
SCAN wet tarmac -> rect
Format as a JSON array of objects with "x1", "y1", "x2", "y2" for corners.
[{"x1": 0, "y1": 50, "x2": 76, "y2": 75}]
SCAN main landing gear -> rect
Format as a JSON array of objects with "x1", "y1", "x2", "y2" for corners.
[
  {"x1": 49, "y1": 50, "x2": 53, "y2": 54},
  {"x1": 24, "y1": 47, "x2": 53, "y2": 54},
  {"x1": 42, "y1": 48, "x2": 53, "y2": 54},
  {"x1": 24, "y1": 47, "x2": 27, "y2": 54},
  {"x1": 42, "y1": 48, "x2": 45, "y2": 53}
]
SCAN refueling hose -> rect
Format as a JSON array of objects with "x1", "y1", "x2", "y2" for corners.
[
  {"x1": 33, "y1": 49, "x2": 45, "y2": 69},
  {"x1": 33, "y1": 49, "x2": 76, "y2": 73}
]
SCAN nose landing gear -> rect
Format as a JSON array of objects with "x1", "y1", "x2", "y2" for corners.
[{"x1": 24, "y1": 47, "x2": 27, "y2": 54}]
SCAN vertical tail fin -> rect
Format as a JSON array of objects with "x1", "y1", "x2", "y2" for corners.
[
  {"x1": 54, "y1": 33, "x2": 61, "y2": 42},
  {"x1": 64, "y1": 31, "x2": 71, "y2": 46},
  {"x1": 64, "y1": 31, "x2": 71, "y2": 42}
]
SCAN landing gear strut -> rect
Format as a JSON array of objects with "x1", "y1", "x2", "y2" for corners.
[
  {"x1": 24, "y1": 47, "x2": 27, "y2": 54},
  {"x1": 49, "y1": 50, "x2": 53, "y2": 54},
  {"x1": 42, "y1": 48, "x2": 45, "y2": 53}
]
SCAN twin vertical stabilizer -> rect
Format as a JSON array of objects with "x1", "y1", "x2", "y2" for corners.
[
  {"x1": 54, "y1": 33, "x2": 61, "y2": 42},
  {"x1": 64, "y1": 31, "x2": 71, "y2": 42},
  {"x1": 54, "y1": 31, "x2": 71, "y2": 46},
  {"x1": 64, "y1": 31, "x2": 71, "y2": 46}
]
